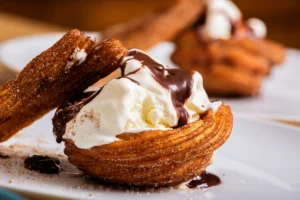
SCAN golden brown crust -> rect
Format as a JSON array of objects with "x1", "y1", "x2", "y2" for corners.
[
  {"x1": 171, "y1": 30, "x2": 286, "y2": 96},
  {"x1": 0, "y1": 31, "x2": 128, "y2": 142},
  {"x1": 102, "y1": 0, "x2": 206, "y2": 51},
  {"x1": 64, "y1": 104, "x2": 233, "y2": 187}
]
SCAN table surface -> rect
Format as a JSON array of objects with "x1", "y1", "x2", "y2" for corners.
[{"x1": 0, "y1": 12, "x2": 299, "y2": 127}]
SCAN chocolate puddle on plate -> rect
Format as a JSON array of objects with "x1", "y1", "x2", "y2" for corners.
[
  {"x1": 187, "y1": 171, "x2": 221, "y2": 189},
  {"x1": 24, "y1": 155, "x2": 62, "y2": 174}
]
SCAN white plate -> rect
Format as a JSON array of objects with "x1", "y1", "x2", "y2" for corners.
[
  {"x1": 149, "y1": 43, "x2": 300, "y2": 121},
  {"x1": 0, "y1": 32, "x2": 101, "y2": 72},
  {"x1": 0, "y1": 112, "x2": 300, "y2": 200}
]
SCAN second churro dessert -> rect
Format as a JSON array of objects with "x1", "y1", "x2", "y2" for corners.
[
  {"x1": 53, "y1": 48, "x2": 233, "y2": 187},
  {"x1": 172, "y1": 0, "x2": 286, "y2": 97}
]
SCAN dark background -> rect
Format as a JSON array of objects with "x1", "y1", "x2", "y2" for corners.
[{"x1": 0, "y1": 0, "x2": 299, "y2": 47}]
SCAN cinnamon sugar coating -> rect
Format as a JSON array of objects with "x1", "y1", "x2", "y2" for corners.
[
  {"x1": 0, "y1": 30, "x2": 128, "y2": 142},
  {"x1": 172, "y1": 30, "x2": 286, "y2": 96},
  {"x1": 64, "y1": 104, "x2": 232, "y2": 187}
]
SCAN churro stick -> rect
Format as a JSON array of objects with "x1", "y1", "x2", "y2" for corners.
[
  {"x1": 238, "y1": 39, "x2": 286, "y2": 65},
  {"x1": 0, "y1": 30, "x2": 128, "y2": 142},
  {"x1": 209, "y1": 40, "x2": 271, "y2": 75},
  {"x1": 203, "y1": 64, "x2": 264, "y2": 96},
  {"x1": 102, "y1": 0, "x2": 206, "y2": 51}
]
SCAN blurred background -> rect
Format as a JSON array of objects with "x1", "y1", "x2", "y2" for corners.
[
  {"x1": 0, "y1": 0, "x2": 299, "y2": 47},
  {"x1": 0, "y1": 0, "x2": 299, "y2": 83}
]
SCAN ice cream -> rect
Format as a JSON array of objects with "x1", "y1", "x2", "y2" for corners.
[
  {"x1": 201, "y1": 0, "x2": 241, "y2": 40},
  {"x1": 247, "y1": 18, "x2": 267, "y2": 39},
  {"x1": 200, "y1": 0, "x2": 267, "y2": 40},
  {"x1": 63, "y1": 49, "x2": 220, "y2": 149},
  {"x1": 66, "y1": 47, "x2": 87, "y2": 69}
]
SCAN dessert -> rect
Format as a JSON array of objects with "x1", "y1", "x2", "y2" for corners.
[
  {"x1": 102, "y1": 0, "x2": 206, "y2": 51},
  {"x1": 0, "y1": 29, "x2": 232, "y2": 188},
  {"x1": 171, "y1": 0, "x2": 286, "y2": 96},
  {"x1": 53, "y1": 49, "x2": 233, "y2": 187},
  {"x1": 0, "y1": 30, "x2": 128, "y2": 142}
]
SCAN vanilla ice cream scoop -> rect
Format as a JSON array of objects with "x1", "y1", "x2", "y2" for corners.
[
  {"x1": 247, "y1": 18, "x2": 267, "y2": 39},
  {"x1": 63, "y1": 49, "x2": 220, "y2": 149},
  {"x1": 200, "y1": 0, "x2": 267, "y2": 40}
]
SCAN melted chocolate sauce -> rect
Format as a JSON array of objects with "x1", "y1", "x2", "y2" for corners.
[
  {"x1": 53, "y1": 50, "x2": 195, "y2": 140},
  {"x1": 187, "y1": 171, "x2": 221, "y2": 189},
  {"x1": 192, "y1": 5, "x2": 207, "y2": 29},
  {"x1": 0, "y1": 153, "x2": 10, "y2": 159},
  {"x1": 123, "y1": 50, "x2": 194, "y2": 127},
  {"x1": 53, "y1": 91, "x2": 100, "y2": 143},
  {"x1": 24, "y1": 155, "x2": 61, "y2": 174}
]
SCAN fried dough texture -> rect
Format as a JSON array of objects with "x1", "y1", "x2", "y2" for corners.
[
  {"x1": 0, "y1": 30, "x2": 128, "y2": 142},
  {"x1": 63, "y1": 104, "x2": 233, "y2": 187},
  {"x1": 171, "y1": 30, "x2": 286, "y2": 96}
]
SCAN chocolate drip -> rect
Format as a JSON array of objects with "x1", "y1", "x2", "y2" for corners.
[
  {"x1": 24, "y1": 155, "x2": 61, "y2": 174},
  {"x1": 187, "y1": 171, "x2": 221, "y2": 189},
  {"x1": 53, "y1": 91, "x2": 100, "y2": 143},
  {"x1": 192, "y1": 5, "x2": 207, "y2": 29},
  {"x1": 123, "y1": 50, "x2": 194, "y2": 127}
]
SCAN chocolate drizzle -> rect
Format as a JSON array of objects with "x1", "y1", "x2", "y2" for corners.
[
  {"x1": 187, "y1": 171, "x2": 221, "y2": 189},
  {"x1": 24, "y1": 155, "x2": 61, "y2": 174},
  {"x1": 123, "y1": 50, "x2": 194, "y2": 127},
  {"x1": 53, "y1": 49, "x2": 195, "y2": 141},
  {"x1": 53, "y1": 91, "x2": 100, "y2": 143}
]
